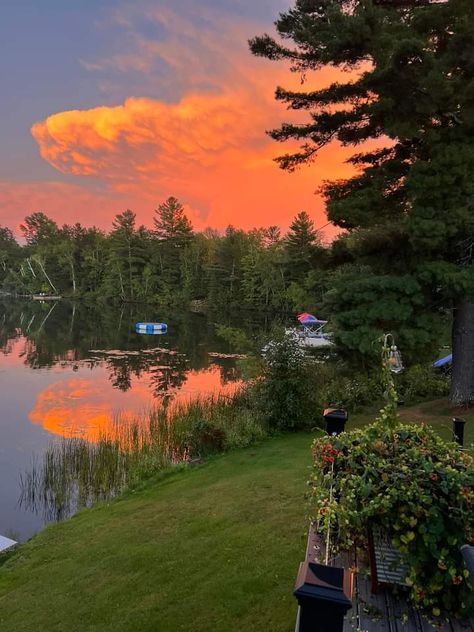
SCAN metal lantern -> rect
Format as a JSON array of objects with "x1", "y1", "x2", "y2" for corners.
[{"x1": 388, "y1": 344, "x2": 404, "y2": 374}]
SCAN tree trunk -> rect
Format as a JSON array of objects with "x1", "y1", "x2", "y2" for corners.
[
  {"x1": 69, "y1": 302, "x2": 76, "y2": 335},
  {"x1": 34, "y1": 257, "x2": 58, "y2": 294},
  {"x1": 117, "y1": 266, "x2": 125, "y2": 301},
  {"x1": 450, "y1": 299, "x2": 474, "y2": 406},
  {"x1": 26, "y1": 258, "x2": 37, "y2": 278},
  {"x1": 128, "y1": 243, "x2": 133, "y2": 300},
  {"x1": 70, "y1": 260, "x2": 76, "y2": 294}
]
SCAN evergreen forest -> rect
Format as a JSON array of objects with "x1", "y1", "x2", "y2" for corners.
[{"x1": 0, "y1": 201, "x2": 329, "y2": 315}]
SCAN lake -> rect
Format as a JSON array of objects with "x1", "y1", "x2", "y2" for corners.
[{"x1": 0, "y1": 298, "x2": 256, "y2": 541}]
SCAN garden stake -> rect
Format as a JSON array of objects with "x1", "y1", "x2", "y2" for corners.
[{"x1": 325, "y1": 460, "x2": 335, "y2": 566}]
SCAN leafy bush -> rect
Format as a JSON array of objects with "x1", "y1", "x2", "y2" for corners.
[
  {"x1": 220, "y1": 408, "x2": 268, "y2": 449},
  {"x1": 398, "y1": 364, "x2": 449, "y2": 403},
  {"x1": 247, "y1": 333, "x2": 388, "y2": 430},
  {"x1": 255, "y1": 332, "x2": 317, "y2": 430},
  {"x1": 315, "y1": 365, "x2": 382, "y2": 411},
  {"x1": 310, "y1": 423, "x2": 474, "y2": 617}
]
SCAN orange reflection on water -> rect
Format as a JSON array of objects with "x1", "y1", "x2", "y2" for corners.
[
  {"x1": 29, "y1": 376, "x2": 151, "y2": 441},
  {"x1": 28, "y1": 364, "x2": 239, "y2": 442}
]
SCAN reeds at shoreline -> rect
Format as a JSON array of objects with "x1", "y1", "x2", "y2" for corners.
[{"x1": 19, "y1": 391, "x2": 266, "y2": 522}]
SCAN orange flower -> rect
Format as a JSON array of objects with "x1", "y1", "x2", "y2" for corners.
[{"x1": 461, "y1": 487, "x2": 472, "y2": 503}]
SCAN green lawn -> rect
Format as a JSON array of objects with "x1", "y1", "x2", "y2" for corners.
[
  {"x1": 349, "y1": 397, "x2": 474, "y2": 445},
  {"x1": 0, "y1": 398, "x2": 471, "y2": 632},
  {"x1": 0, "y1": 433, "x2": 315, "y2": 632}
]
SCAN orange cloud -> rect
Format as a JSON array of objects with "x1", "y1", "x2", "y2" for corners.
[{"x1": 27, "y1": 5, "x2": 362, "y2": 235}]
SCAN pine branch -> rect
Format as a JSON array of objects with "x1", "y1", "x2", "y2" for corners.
[
  {"x1": 274, "y1": 133, "x2": 338, "y2": 171},
  {"x1": 249, "y1": 35, "x2": 302, "y2": 62},
  {"x1": 275, "y1": 80, "x2": 369, "y2": 109}
]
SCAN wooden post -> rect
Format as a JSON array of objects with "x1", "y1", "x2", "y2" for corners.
[
  {"x1": 452, "y1": 417, "x2": 466, "y2": 447},
  {"x1": 294, "y1": 562, "x2": 352, "y2": 632}
]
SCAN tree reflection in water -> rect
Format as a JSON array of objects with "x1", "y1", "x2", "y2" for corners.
[{"x1": 0, "y1": 297, "x2": 253, "y2": 400}]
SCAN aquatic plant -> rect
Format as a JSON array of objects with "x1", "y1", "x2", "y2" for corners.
[{"x1": 19, "y1": 392, "x2": 266, "y2": 521}]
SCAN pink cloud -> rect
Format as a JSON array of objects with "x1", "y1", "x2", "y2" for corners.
[{"x1": 0, "y1": 181, "x2": 123, "y2": 235}]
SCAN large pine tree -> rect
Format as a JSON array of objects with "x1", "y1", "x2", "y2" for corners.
[
  {"x1": 285, "y1": 211, "x2": 321, "y2": 281},
  {"x1": 251, "y1": 0, "x2": 474, "y2": 405},
  {"x1": 154, "y1": 197, "x2": 193, "y2": 246},
  {"x1": 107, "y1": 210, "x2": 147, "y2": 301},
  {"x1": 153, "y1": 197, "x2": 194, "y2": 296}
]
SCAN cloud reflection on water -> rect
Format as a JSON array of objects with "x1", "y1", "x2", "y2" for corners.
[{"x1": 28, "y1": 365, "x2": 240, "y2": 442}]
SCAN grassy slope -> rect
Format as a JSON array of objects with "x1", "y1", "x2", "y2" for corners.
[
  {"x1": 0, "y1": 399, "x2": 472, "y2": 632},
  {"x1": 0, "y1": 433, "x2": 314, "y2": 632}
]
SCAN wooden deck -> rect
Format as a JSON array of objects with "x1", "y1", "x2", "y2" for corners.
[{"x1": 301, "y1": 525, "x2": 474, "y2": 632}]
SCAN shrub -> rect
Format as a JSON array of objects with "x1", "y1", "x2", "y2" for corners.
[
  {"x1": 257, "y1": 332, "x2": 316, "y2": 430},
  {"x1": 309, "y1": 423, "x2": 474, "y2": 617},
  {"x1": 247, "y1": 333, "x2": 388, "y2": 430},
  {"x1": 398, "y1": 364, "x2": 449, "y2": 403},
  {"x1": 315, "y1": 366, "x2": 382, "y2": 411},
  {"x1": 221, "y1": 408, "x2": 267, "y2": 449}
]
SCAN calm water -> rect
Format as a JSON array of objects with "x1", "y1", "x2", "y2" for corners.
[{"x1": 0, "y1": 298, "x2": 252, "y2": 541}]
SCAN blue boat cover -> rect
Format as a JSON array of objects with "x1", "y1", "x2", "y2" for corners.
[{"x1": 433, "y1": 353, "x2": 452, "y2": 368}]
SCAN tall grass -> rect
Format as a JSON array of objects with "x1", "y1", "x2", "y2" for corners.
[{"x1": 19, "y1": 391, "x2": 267, "y2": 521}]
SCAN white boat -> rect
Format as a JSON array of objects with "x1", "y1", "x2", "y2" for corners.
[
  {"x1": 288, "y1": 312, "x2": 334, "y2": 349},
  {"x1": 286, "y1": 328, "x2": 334, "y2": 348}
]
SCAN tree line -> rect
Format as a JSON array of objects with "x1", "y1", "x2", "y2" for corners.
[{"x1": 0, "y1": 199, "x2": 328, "y2": 312}]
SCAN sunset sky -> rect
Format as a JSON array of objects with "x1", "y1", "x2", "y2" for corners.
[{"x1": 0, "y1": 0, "x2": 355, "y2": 238}]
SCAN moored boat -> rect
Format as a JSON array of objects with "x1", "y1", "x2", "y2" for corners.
[{"x1": 287, "y1": 312, "x2": 334, "y2": 348}]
